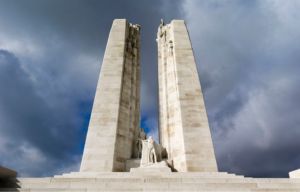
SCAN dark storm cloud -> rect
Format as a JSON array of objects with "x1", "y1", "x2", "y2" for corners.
[
  {"x1": 0, "y1": 50, "x2": 82, "y2": 176},
  {"x1": 0, "y1": 0, "x2": 186, "y2": 176},
  {"x1": 210, "y1": 88, "x2": 248, "y2": 135},
  {"x1": 0, "y1": 50, "x2": 74, "y2": 156},
  {"x1": 185, "y1": 0, "x2": 300, "y2": 177},
  {"x1": 1, "y1": 0, "x2": 185, "y2": 119}
]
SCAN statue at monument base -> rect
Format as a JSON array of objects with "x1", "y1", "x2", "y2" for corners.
[
  {"x1": 139, "y1": 136, "x2": 158, "y2": 166},
  {"x1": 129, "y1": 136, "x2": 172, "y2": 173}
]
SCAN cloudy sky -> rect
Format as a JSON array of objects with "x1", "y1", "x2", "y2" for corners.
[{"x1": 0, "y1": 0, "x2": 300, "y2": 178}]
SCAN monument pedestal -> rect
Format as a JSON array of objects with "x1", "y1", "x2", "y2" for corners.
[
  {"x1": 130, "y1": 161, "x2": 172, "y2": 173},
  {"x1": 125, "y1": 159, "x2": 173, "y2": 172},
  {"x1": 290, "y1": 168, "x2": 300, "y2": 178},
  {"x1": 124, "y1": 159, "x2": 140, "y2": 172}
]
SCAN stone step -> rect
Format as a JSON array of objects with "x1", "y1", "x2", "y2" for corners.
[
  {"x1": 0, "y1": 189, "x2": 86, "y2": 192},
  {"x1": 1, "y1": 187, "x2": 300, "y2": 191},
  {"x1": 68, "y1": 172, "x2": 231, "y2": 175},
  {"x1": 2, "y1": 176, "x2": 300, "y2": 192},
  {"x1": 2, "y1": 181, "x2": 300, "y2": 189},
  {"x1": 56, "y1": 172, "x2": 244, "y2": 177},
  {"x1": 54, "y1": 175, "x2": 245, "y2": 179},
  {"x1": 63, "y1": 172, "x2": 231, "y2": 176},
  {"x1": 3, "y1": 178, "x2": 300, "y2": 184},
  {"x1": 54, "y1": 172, "x2": 241, "y2": 178}
]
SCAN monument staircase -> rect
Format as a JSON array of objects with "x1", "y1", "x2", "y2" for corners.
[{"x1": 1, "y1": 171, "x2": 300, "y2": 191}]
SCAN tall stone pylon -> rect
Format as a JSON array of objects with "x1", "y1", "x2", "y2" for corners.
[
  {"x1": 80, "y1": 19, "x2": 142, "y2": 172},
  {"x1": 157, "y1": 20, "x2": 218, "y2": 172}
]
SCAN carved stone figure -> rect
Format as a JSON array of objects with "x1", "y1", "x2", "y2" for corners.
[
  {"x1": 139, "y1": 136, "x2": 157, "y2": 165},
  {"x1": 137, "y1": 129, "x2": 147, "y2": 158},
  {"x1": 130, "y1": 24, "x2": 134, "y2": 38},
  {"x1": 168, "y1": 40, "x2": 173, "y2": 56},
  {"x1": 132, "y1": 35, "x2": 137, "y2": 49},
  {"x1": 158, "y1": 19, "x2": 164, "y2": 34},
  {"x1": 157, "y1": 19, "x2": 167, "y2": 43},
  {"x1": 135, "y1": 24, "x2": 141, "y2": 33},
  {"x1": 126, "y1": 24, "x2": 141, "y2": 56},
  {"x1": 126, "y1": 38, "x2": 132, "y2": 54}
]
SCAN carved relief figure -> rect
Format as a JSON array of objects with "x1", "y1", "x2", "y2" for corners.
[
  {"x1": 126, "y1": 24, "x2": 141, "y2": 56},
  {"x1": 158, "y1": 19, "x2": 164, "y2": 35},
  {"x1": 126, "y1": 38, "x2": 132, "y2": 54},
  {"x1": 132, "y1": 35, "x2": 137, "y2": 49},
  {"x1": 168, "y1": 40, "x2": 173, "y2": 56},
  {"x1": 135, "y1": 24, "x2": 141, "y2": 34},
  {"x1": 157, "y1": 19, "x2": 167, "y2": 43},
  {"x1": 139, "y1": 136, "x2": 157, "y2": 164},
  {"x1": 130, "y1": 24, "x2": 134, "y2": 38},
  {"x1": 131, "y1": 34, "x2": 137, "y2": 57}
]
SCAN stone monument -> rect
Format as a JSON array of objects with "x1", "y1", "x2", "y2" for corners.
[
  {"x1": 79, "y1": 18, "x2": 219, "y2": 174},
  {"x1": 2, "y1": 19, "x2": 300, "y2": 192}
]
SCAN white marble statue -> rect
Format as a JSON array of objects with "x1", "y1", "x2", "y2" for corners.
[{"x1": 139, "y1": 136, "x2": 157, "y2": 165}]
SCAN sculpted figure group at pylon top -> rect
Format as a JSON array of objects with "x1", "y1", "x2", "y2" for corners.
[{"x1": 126, "y1": 23, "x2": 141, "y2": 56}]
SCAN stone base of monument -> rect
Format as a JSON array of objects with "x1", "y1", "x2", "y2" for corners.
[
  {"x1": 2, "y1": 172, "x2": 300, "y2": 191},
  {"x1": 125, "y1": 159, "x2": 173, "y2": 172},
  {"x1": 130, "y1": 161, "x2": 172, "y2": 173},
  {"x1": 290, "y1": 168, "x2": 300, "y2": 178},
  {"x1": 124, "y1": 159, "x2": 141, "y2": 172}
]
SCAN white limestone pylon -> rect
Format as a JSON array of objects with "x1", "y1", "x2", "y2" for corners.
[
  {"x1": 157, "y1": 20, "x2": 218, "y2": 172},
  {"x1": 80, "y1": 19, "x2": 142, "y2": 172}
]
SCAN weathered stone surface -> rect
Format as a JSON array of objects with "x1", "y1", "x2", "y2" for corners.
[
  {"x1": 125, "y1": 159, "x2": 140, "y2": 172},
  {"x1": 157, "y1": 20, "x2": 218, "y2": 172},
  {"x1": 80, "y1": 19, "x2": 142, "y2": 172},
  {"x1": 130, "y1": 161, "x2": 172, "y2": 173}
]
